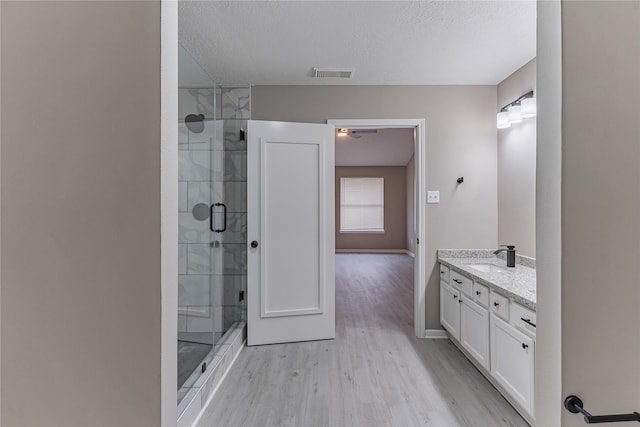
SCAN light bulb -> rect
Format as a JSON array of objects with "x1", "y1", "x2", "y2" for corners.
[
  {"x1": 508, "y1": 105, "x2": 523, "y2": 124},
  {"x1": 497, "y1": 112, "x2": 511, "y2": 129},
  {"x1": 337, "y1": 128, "x2": 348, "y2": 137},
  {"x1": 521, "y1": 97, "x2": 537, "y2": 118}
]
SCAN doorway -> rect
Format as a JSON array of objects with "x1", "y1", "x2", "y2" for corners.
[{"x1": 329, "y1": 119, "x2": 427, "y2": 337}]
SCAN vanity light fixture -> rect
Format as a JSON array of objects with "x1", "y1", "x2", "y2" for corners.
[
  {"x1": 496, "y1": 111, "x2": 511, "y2": 129},
  {"x1": 521, "y1": 97, "x2": 537, "y2": 118},
  {"x1": 508, "y1": 105, "x2": 523, "y2": 124},
  {"x1": 497, "y1": 90, "x2": 536, "y2": 129}
]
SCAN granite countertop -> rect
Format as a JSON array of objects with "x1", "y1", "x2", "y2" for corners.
[{"x1": 437, "y1": 249, "x2": 537, "y2": 310}]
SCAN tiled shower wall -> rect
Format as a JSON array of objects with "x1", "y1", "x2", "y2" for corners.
[{"x1": 178, "y1": 87, "x2": 250, "y2": 344}]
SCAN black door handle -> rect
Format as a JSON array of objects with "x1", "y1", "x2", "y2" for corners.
[
  {"x1": 251, "y1": 240, "x2": 259, "y2": 248},
  {"x1": 211, "y1": 203, "x2": 227, "y2": 233},
  {"x1": 210, "y1": 203, "x2": 215, "y2": 232},
  {"x1": 564, "y1": 395, "x2": 640, "y2": 423}
]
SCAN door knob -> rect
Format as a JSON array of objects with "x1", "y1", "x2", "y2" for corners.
[{"x1": 251, "y1": 240, "x2": 259, "y2": 248}]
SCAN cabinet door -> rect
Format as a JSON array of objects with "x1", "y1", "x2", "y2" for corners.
[
  {"x1": 440, "y1": 281, "x2": 460, "y2": 340},
  {"x1": 490, "y1": 315, "x2": 534, "y2": 415},
  {"x1": 461, "y1": 297, "x2": 490, "y2": 370}
]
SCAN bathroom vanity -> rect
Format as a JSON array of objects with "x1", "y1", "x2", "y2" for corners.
[{"x1": 437, "y1": 249, "x2": 536, "y2": 425}]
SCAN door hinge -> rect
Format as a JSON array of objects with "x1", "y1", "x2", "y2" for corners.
[
  {"x1": 239, "y1": 128, "x2": 246, "y2": 141},
  {"x1": 417, "y1": 238, "x2": 420, "y2": 244},
  {"x1": 239, "y1": 290, "x2": 245, "y2": 302}
]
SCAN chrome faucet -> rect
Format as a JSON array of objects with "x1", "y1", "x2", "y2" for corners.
[{"x1": 494, "y1": 245, "x2": 516, "y2": 267}]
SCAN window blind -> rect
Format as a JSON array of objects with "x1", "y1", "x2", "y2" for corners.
[{"x1": 340, "y1": 177, "x2": 384, "y2": 232}]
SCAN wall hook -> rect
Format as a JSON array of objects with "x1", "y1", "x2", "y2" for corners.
[{"x1": 457, "y1": 177, "x2": 464, "y2": 184}]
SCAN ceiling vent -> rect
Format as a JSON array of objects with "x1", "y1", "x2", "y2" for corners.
[{"x1": 313, "y1": 68, "x2": 354, "y2": 79}]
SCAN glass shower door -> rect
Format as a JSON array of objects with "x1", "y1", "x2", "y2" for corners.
[
  {"x1": 177, "y1": 116, "x2": 222, "y2": 397},
  {"x1": 177, "y1": 85, "x2": 250, "y2": 410}
]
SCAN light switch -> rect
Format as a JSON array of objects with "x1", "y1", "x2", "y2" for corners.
[{"x1": 427, "y1": 191, "x2": 440, "y2": 204}]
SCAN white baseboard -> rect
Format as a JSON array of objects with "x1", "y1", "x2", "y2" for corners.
[
  {"x1": 406, "y1": 250, "x2": 415, "y2": 258},
  {"x1": 424, "y1": 329, "x2": 448, "y2": 339},
  {"x1": 336, "y1": 248, "x2": 414, "y2": 256}
]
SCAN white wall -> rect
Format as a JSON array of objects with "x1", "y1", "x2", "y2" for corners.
[
  {"x1": 497, "y1": 59, "x2": 536, "y2": 258},
  {"x1": 561, "y1": 1, "x2": 640, "y2": 425},
  {"x1": 535, "y1": 1, "x2": 562, "y2": 424},
  {"x1": 1, "y1": 2, "x2": 163, "y2": 425},
  {"x1": 252, "y1": 85, "x2": 498, "y2": 329}
]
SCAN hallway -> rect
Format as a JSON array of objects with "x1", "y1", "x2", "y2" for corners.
[{"x1": 196, "y1": 254, "x2": 527, "y2": 426}]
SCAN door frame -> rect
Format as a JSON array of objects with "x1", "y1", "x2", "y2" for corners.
[
  {"x1": 160, "y1": 0, "x2": 178, "y2": 424},
  {"x1": 328, "y1": 118, "x2": 427, "y2": 338}
]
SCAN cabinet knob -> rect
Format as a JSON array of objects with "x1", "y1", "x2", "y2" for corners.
[
  {"x1": 522, "y1": 343, "x2": 529, "y2": 350},
  {"x1": 459, "y1": 299, "x2": 463, "y2": 304},
  {"x1": 453, "y1": 295, "x2": 458, "y2": 299},
  {"x1": 494, "y1": 302, "x2": 500, "y2": 307},
  {"x1": 476, "y1": 291, "x2": 481, "y2": 296}
]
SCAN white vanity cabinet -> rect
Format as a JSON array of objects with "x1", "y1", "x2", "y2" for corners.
[
  {"x1": 438, "y1": 262, "x2": 536, "y2": 423},
  {"x1": 440, "y1": 281, "x2": 461, "y2": 340},
  {"x1": 439, "y1": 267, "x2": 489, "y2": 370},
  {"x1": 460, "y1": 296, "x2": 490, "y2": 370},
  {"x1": 490, "y1": 314, "x2": 535, "y2": 415}
]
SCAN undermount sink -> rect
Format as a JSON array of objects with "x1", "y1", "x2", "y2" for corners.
[{"x1": 467, "y1": 264, "x2": 508, "y2": 273}]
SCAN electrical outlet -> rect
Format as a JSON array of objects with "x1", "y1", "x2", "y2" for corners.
[{"x1": 427, "y1": 191, "x2": 440, "y2": 204}]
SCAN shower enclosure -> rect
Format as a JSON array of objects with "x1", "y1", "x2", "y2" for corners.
[{"x1": 177, "y1": 48, "x2": 249, "y2": 410}]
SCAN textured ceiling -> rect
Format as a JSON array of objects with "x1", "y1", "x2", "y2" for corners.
[
  {"x1": 178, "y1": 1, "x2": 536, "y2": 86},
  {"x1": 335, "y1": 128, "x2": 414, "y2": 167}
]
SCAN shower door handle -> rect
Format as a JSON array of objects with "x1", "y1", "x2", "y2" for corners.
[{"x1": 211, "y1": 202, "x2": 227, "y2": 233}]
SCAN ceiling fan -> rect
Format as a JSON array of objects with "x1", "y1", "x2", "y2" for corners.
[{"x1": 337, "y1": 128, "x2": 379, "y2": 139}]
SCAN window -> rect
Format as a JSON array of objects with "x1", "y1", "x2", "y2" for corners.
[{"x1": 340, "y1": 177, "x2": 384, "y2": 233}]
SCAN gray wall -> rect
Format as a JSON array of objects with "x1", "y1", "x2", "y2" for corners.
[
  {"x1": 497, "y1": 59, "x2": 536, "y2": 258},
  {"x1": 406, "y1": 154, "x2": 416, "y2": 254},
  {"x1": 253, "y1": 85, "x2": 498, "y2": 329},
  {"x1": 335, "y1": 166, "x2": 406, "y2": 250},
  {"x1": 561, "y1": 1, "x2": 640, "y2": 425},
  {"x1": 1, "y1": 2, "x2": 162, "y2": 425}
]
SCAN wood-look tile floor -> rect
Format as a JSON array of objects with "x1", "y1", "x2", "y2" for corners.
[{"x1": 197, "y1": 254, "x2": 528, "y2": 427}]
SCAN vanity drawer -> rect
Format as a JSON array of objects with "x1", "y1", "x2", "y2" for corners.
[
  {"x1": 451, "y1": 271, "x2": 473, "y2": 297},
  {"x1": 490, "y1": 291, "x2": 509, "y2": 321},
  {"x1": 439, "y1": 264, "x2": 450, "y2": 283},
  {"x1": 473, "y1": 282, "x2": 489, "y2": 308},
  {"x1": 510, "y1": 302, "x2": 537, "y2": 337}
]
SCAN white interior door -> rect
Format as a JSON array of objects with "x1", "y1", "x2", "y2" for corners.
[{"x1": 247, "y1": 120, "x2": 335, "y2": 346}]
